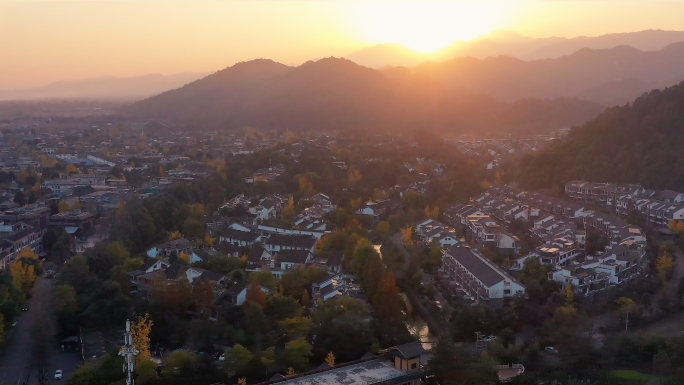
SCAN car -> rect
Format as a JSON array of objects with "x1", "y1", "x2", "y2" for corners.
[
  {"x1": 484, "y1": 336, "x2": 497, "y2": 342},
  {"x1": 544, "y1": 346, "x2": 558, "y2": 353},
  {"x1": 20, "y1": 303, "x2": 28, "y2": 312},
  {"x1": 54, "y1": 370, "x2": 63, "y2": 380},
  {"x1": 218, "y1": 353, "x2": 226, "y2": 362},
  {"x1": 11, "y1": 321, "x2": 17, "y2": 327}
]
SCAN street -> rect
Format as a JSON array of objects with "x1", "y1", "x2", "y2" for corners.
[{"x1": 0, "y1": 278, "x2": 81, "y2": 385}]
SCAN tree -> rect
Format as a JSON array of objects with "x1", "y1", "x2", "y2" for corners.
[
  {"x1": 192, "y1": 279, "x2": 215, "y2": 317},
  {"x1": 279, "y1": 316, "x2": 313, "y2": 340},
  {"x1": 221, "y1": 344, "x2": 254, "y2": 378},
  {"x1": 178, "y1": 251, "x2": 190, "y2": 264},
  {"x1": 245, "y1": 279, "x2": 267, "y2": 310},
  {"x1": 657, "y1": 252, "x2": 676, "y2": 282},
  {"x1": 281, "y1": 337, "x2": 313, "y2": 370},
  {"x1": 51, "y1": 284, "x2": 79, "y2": 318},
  {"x1": 428, "y1": 335, "x2": 464, "y2": 383},
  {"x1": 131, "y1": 314, "x2": 153, "y2": 361},
  {"x1": 165, "y1": 350, "x2": 197, "y2": 374},
  {"x1": 376, "y1": 221, "x2": 390, "y2": 238},
  {"x1": 373, "y1": 273, "x2": 402, "y2": 321},
  {"x1": 10, "y1": 249, "x2": 38, "y2": 296},
  {"x1": 401, "y1": 227, "x2": 413, "y2": 246},
  {"x1": 168, "y1": 231, "x2": 183, "y2": 240},
  {"x1": 135, "y1": 358, "x2": 159, "y2": 385},
  {"x1": 13, "y1": 191, "x2": 26, "y2": 206},
  {"x1": 325, "y1": 352, "x2": 335, "y2": 367},
  {"x1": 58, "y1": 199, "x2": 71, "y2": 213}
]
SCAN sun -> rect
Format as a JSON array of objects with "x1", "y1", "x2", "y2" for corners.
[{"x1": 354, "y1": 1, "x2": 503, "y2": 53}]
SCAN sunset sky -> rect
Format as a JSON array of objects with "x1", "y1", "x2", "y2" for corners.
[{"x1": 1, "y1": 0, "x2": 684, "y2": 90}]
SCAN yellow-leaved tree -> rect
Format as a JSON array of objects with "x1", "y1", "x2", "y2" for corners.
[
  {"x1": 401, "y1": 227, "x2": 413, "y2": 246},
  {"x1": 168, "y1": 231, "x2": 183, "y2": 241},
  {"x1": 204, "y1": 234, "x2": 216, "y2": 247},
  {"x1": 131, "y1": 313, "x2": 153, "y2": 361},
  {"x1": 58, "y1": 200, "x2": 71, "y2": 213},
  {"x1": 11, "y1": 248, "x2": 39, "y2": 295},
  {"x1": 178, "y1": 252, "x2": 190, "y2": 264},
  {"x1": 325, "y1": 352, "x2": 335, "y2": 367},
  {"x1": 656, "y1": 252, "x2": 676, "y2": 282}
]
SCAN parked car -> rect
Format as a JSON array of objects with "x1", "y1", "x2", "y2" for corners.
[
  {"x1": 20, "y1": 303, "x2": 28, "y2": 312},
  {"x1": 54, "y1": 370, "x2": 63, "y2": 380},
  {"x1": 544, "y1": 346, "x2": 558, "y2": 353},
  {"x1": 484, "y1": 335, "x2": 497, "y2": 342}
]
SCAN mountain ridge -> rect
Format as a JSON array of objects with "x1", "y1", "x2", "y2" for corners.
[{"x1": 125, "y1": 57, "x2": 604, "y2": 135}]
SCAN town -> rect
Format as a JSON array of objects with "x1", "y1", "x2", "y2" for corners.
[{"x1": 0, "y1": 112, "x2": 682, "y2": 385}]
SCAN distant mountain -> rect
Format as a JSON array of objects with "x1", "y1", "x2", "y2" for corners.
[
  {"x1": 125, "y1": 58, "x2": 603, "y2": 136},
  {"x1": 397, "y1": 43, "x2": 684, "y2": 105},
  {"x1": 0, "y1": 73, "x2": 207, "y2": 101},
  {"x1": 517, "y1": 80, "x2": 684, "y2": 191},
  {"x1": 346, "y1": 29, "x2": 684, "y2": 69}
]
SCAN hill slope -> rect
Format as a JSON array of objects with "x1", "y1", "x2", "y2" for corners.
[
  {"x1": 126, "y1": 58, "x2": 603, "y2": 135},
  {"x1": 400, "y1": 43, "x2": 684, "y2": 105},
  {"x1": 517, "y1": 80, "x2": 684, "y2": 190}
]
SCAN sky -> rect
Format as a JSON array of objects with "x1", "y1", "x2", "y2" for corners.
[{"x1": 1, "y1": 0, "x2": 684, "y2": 90}]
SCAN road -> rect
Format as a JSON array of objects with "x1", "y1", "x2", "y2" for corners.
[{"x1": 0, "y1": 278, "x2": 81, "y2": 385}]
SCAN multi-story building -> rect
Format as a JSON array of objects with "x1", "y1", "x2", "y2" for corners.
[{"x1": 441, "y1": 246, "x2": 525, "y2": 306}]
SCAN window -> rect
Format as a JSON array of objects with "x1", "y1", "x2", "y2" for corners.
[
  {"x1": 411, "y1": 363, "x2": 417, "y2": 369},
  {"x1": 504, "y1": 289, "x2": 511, "y2": 294}
]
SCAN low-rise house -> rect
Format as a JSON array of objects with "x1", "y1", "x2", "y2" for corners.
[
  {"x1": 279, "y1": 249, "x2": 313, "y2": 270},
  {"x1": 356, "y1": 198, "x2": 402, "y2": 223},
  {"x1": 219, "y1": 228, "x2": 261, "y2": 247},
  {"x1": 264, "y1": 234, "x2": 317, "y2": 255},
  {"x1": 146, "y1": 238, "x2": 204, "y2": 258}
]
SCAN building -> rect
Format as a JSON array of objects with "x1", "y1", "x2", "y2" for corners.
[
  {"x1": 441, "y1": 246, "x2": 525, "y2": 305},
  {"x1": 48, "y1": 210, "x2": 96, "y2": 234},
  {"x1": 262, "y1": 347, "x2": 428, "y2": 385},
  {"x1": 0, "y1": 204, "x2": 50, "y2": 227}
]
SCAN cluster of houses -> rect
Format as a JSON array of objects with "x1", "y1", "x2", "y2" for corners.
[
  {"x1": 414, "y1": 218, "x2": 461, "y2": 247},
  {"x1": 0, "y1": 201, "x2": 97, "y2": 268},
  {"x1": 566, "y1": 180, "x2": 684, "y2": 231},
  {"x1": 440, "y1": 185, "x2": 648, "y2": 299}
]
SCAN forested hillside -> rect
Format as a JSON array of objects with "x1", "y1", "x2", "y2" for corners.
[
  {"x1": 125, "y1": 58, "x2": 603, "y2": 136},
  {"x1": 518, "y1": 80, "x2": 684, "y2": 190}
]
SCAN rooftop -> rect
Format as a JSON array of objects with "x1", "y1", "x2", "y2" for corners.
[{"x1": 274, "y1": 359, "x2": 411, "y2": 385}]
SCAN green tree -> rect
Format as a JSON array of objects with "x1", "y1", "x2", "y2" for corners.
[
  {"x1": 221, "y1": 344, "x2": 255, "y2": 378},
  {"x1": 281, "y1": 337, "x2": 313, "y2": 370}
]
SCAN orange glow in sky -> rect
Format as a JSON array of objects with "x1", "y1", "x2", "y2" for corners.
[{"x1": 1, "y1": 1, "x2": 684, "y2": 89}]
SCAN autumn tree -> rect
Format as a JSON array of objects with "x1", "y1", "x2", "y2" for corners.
[
  {"x1": 178, "y1": 251, "x2": 190, "y2": 264},
  {"x1": 325, "y1": 352, "x2": 335, "y2": 367},
  {"x1": 58, "y1": 200, "x2": 71, "y2": 213},
  {"x1": 11, "y1": 248, "x2": 39, "y2": 295},
  {"x1": 131, "y1": 313, "x2": 153, "y2": 361},
  {"x1": 425, "y1": 205, "x2": 439, "y2": 219},
  {"x1": 401, "y1": 227, "x2": 413, "y2": 246},
  {"x1": 282, "y1": 196, "x2": 296, "y2": 224},
  {"x1": 165, "y1": 277, "x2": 193, "y2": 315},
  {"x1": 168, "y1": 231, "x2": 183, "y2": 240},
  {"x1": 373, "y1": 273, "x2": 402, "y2": 321},
  {"x1": 656, "y1": 252, "x2": 676, "y2": 282},
  {"x1": 245, "y1": 279, "x2": 267, "y2": 310},
  {"x1": 192, "y1": 279, "x2": 215, "y2": 317}
]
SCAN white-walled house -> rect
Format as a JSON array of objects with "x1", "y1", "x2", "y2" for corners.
[{"x1": 441, "y1": 246, "x2": 525, "y2": 306}]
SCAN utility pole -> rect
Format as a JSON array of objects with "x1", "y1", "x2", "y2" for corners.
[
  {"x1": 625, "y1": 311, "x2": 629, "y2": 332},
  {"x1": 119, "y1": 319, "x2": 139, "y2": 385}
]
